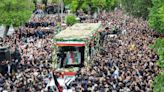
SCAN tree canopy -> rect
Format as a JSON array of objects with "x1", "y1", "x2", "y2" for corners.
[
  {"x1": 65, "y1": 0, "x2": 118, "y2": 13},
  {"x1": 148, "y1": 0, "x2": 164, "y2": 34},
  {"x1": 150, "y1": 38, "x2": 164, "y2": 69},
  {"x1": 121, "y1": 0, "x2": 152, "y2": 19},
  {"x1": 153, "y1": 72, "x2": 164, "y2": 92},
  {"x1": 0, "y1": 0, "x2": 34, "y2": 27}
]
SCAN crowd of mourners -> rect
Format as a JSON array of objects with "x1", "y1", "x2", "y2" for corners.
[
  {"x1": 0, "y1": 8, "x2": 162, "y2": 92},
  {"x1": 0, "y1": 15, "x2": 59, "y2": 91},
  {"x1": 25, "y1": 15, "x2": 59, "y2": 28},
  {"x1": 71, "y1": 9, "x2": 161, "y2": 92}
]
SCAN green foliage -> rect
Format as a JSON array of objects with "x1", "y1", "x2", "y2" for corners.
[
  {"x1": 80, "y1": 1, "x2": 89, "y2": 12},
  {"x1": 121, "y1": 0, "x2": 152, "y2": 19},
  {"x1": 51, "y1": 0, "x2": 57, "y2": 4},
  {"x1": 148, "y1": 0, "x2": 164, "y2": 34},
  {"x1": 69, "y1": 0, "x2": 79, "y2": 13},
  {"x1": 68, "y1": 0, "x2": 89, "y2": 13},
  {"x1": 150, "y1": 38, "x2": 164, "y2": 69},
  {"x1": 63, "y1": 0, "x2": 71, "y2": 5},
  {"x1": 105, "y1": 0, "x2": 119, "y2": 11},
  {"x1": 0, "y1": 0, "x2": 34, "y2": 27},
  {"x1": 91, "y1": 0, "x2": 106, "y2": 10},
  {"x1": 89, "y1": 0, "x2": 119, "y2": 12},
  {"x1": 153, "y1": 72, "x2": 164, "y2": 92},
  {"x1": 65, "y1": 15, "x2": 78, "y2": 26},
  {"x1": 66, "y1": 0, "x2": 118, "y2": 13},
  {"x1": 33, "y1": 0, "x2": 37, "y2": 4},
  {"x1": 150, "y1": 38, "x2": 164, "y2": 49}
]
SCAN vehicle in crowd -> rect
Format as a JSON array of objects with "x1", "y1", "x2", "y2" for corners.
[{"x1": 53, "y1": 23, "x2": 102, "y2": 91}]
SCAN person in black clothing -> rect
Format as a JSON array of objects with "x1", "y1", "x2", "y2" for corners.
[
  {"x1": 57, "y1": 51, "x2": 66, "y2": 68},
  {"x1": 99, "y1": 30, "x2": 108, "y2": 46}
]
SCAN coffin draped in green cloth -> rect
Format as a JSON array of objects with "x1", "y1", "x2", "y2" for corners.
[{"x1": 54, "y1": 23, "x2": 102, "y2": 42}]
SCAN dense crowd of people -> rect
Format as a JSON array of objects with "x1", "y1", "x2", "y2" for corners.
[
  {"x1": 0, "y1": 9, "x2": 161, "y2": 92},
  {"x1": 0, "y1": 15, "x2": 57, "y2": 91},
  {"x1": 71, "y1": 10, "x2": 161, "y2": 92},
  {"x1": 25, "y1": 15, "x2": 60, "y2": 28}
]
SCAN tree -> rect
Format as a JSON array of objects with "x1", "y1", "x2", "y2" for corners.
[
  {"x1": 150, "y1": 38, "x2": 164, "y2": 69},
  {"x1": 121, "y1": 0, "x2": 152, "y2": 20},
  {"x1": 148, "y1": 0, "x2": 164, "y2": 34},
  {"x1": 91, "y1": 0, "x2": 106, "y2": 10},
  {"x1": 105, "y1": 0, "x2": 119, "y2": 11},
  {"x1": 153, "y1": 72, "x2": 164, "y2": 92},
  {"x1": 33, "y1": 0, "x2": 37, "y2": 6},
  {"x1": 65, "y1": 15, "x2": 78, "y2": 26},
  {"x1": 68, "y1": 0, "x2": 118, "y2": 13},
  {"x1": 0, "y1": 0, "x2": 34, "y2": 35},
  {"x1": 69, "y1": 0, "x2": 81, "y2": 13}
]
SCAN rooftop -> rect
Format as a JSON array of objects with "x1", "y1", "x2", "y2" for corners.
[{"x1": 55, "y1": 23, "x2": 101, "y2": 41}]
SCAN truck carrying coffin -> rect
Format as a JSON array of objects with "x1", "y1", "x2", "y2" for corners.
[{"x1": 53, "y1": 23, "x2": 102, "y2": 91}]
